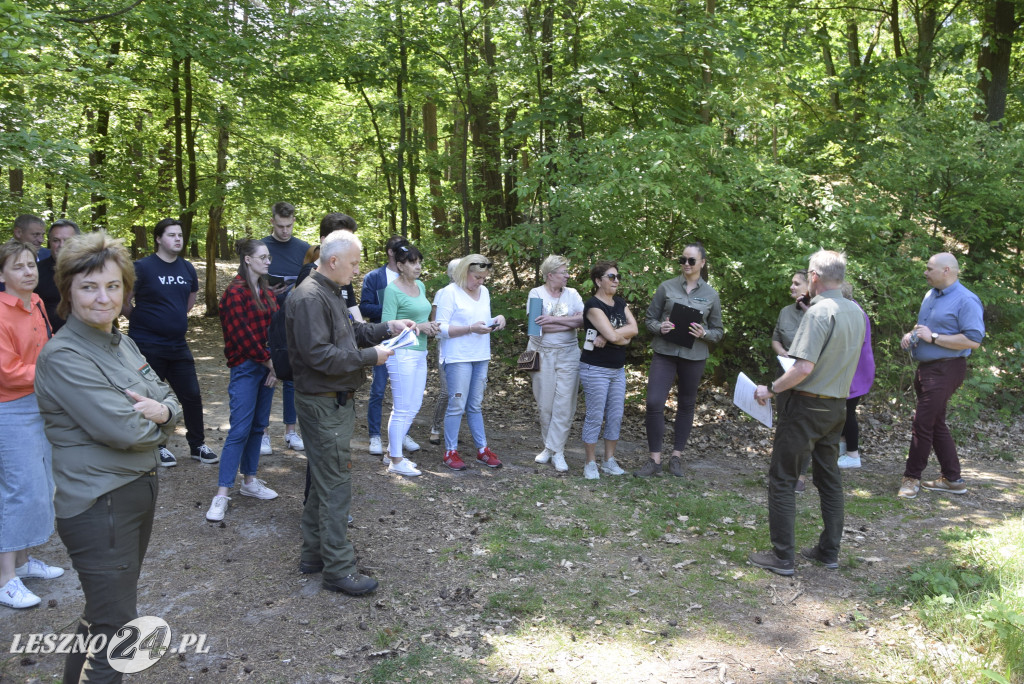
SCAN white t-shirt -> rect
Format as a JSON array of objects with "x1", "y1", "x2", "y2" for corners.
[
  {"x1": 527, "y1": 286, "x2": 583, "y2": 348},
  {"x1": 436, "y1": 284, "x2": 494, "y2": 364}
]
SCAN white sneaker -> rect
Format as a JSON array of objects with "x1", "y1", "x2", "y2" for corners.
[
  {"x1": 535, "y1": 448, "x2": 552, "y2": 464},
  {"x1": 583, "y1": 461, "x2": 600, "y2": 480},
  {"x1": 402, "y1": 434, "x2": 421, "y2": 453},
  {"x1": 550, "y1": 452, "x2": 568, "y2": 473},
  {"x1": 601, "y1": 458, "x2": 626, "y2": 476},
  {"x1": 260, "y1": 434, "x2": 272, "y2": 455},
  {"x1": 206, "y1": 495, "x2": 230, "y2": 522},
  {"x1": 15, "y1": 557, "x2": 64, "y2": 580},
  {"x1": 387, "y1": 459, "x2": 422, "y2": 477},
  {"x1": 158, "y1": 446, "x2": 177, "y2": 467},
  {"x1": 239, "y1": 478, "x2": 278, "y2": 500},
  {"x1": 368, "y1": 436, "x2": 383, "y2": 455},
  {"x1": 0, "y1": 577, "x2": 40, "y2": 609},
  {"x1": 383, "y1": 455, "x2": 417, "y2": 468},
  {"x1": 838, "y1": 455, "x2": 862, "y2": 469},
  {"x1": 285, "y1": 432, "x2": 305, "y2": 451}
]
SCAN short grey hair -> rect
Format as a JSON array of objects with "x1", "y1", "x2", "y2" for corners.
[
  {"x1": 320, "y1": 230, "x2": 361, "y2": 260},
  {"x1": 446, "y1": 258, "x2": 460, "y2": 281},
  {"x1": 539, "y1": 254, "x2": 569, "y2": 279},
  {"x1": 808, "y1": 250, "x2": 846, "y2": 286}
]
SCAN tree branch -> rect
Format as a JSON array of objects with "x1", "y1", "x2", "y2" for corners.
[{"x1": 57, "y1": 0, "x2": 146, "y2": 24}]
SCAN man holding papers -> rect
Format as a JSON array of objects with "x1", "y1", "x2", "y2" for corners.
[
  {"x1": 286, "y1": 230, "x2": 414, "y2": 596},
  {"x1": 748, "y1": 250, "x2": 865, "y2": 576}
]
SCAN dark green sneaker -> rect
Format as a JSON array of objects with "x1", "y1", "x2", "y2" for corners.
[
  {"x1": 747, "y1": 550, "x2": 795, "y2": 576},
  {"x1": 633, "y1": 458, "x2": 662, "y2": 478},
  {"x1": 800, "y1": 546, "x2": 838, "y2": 569},
  {"x1": 668, "y1": 456, "x2": 683, "y2": 477}
]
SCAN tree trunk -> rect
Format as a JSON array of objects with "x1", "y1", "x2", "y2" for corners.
[
  {"x1": 396, "y1": 0, "x2": 409, "y2": 237},
  {"x1": 475, "y1": 0, "x2": 507, "y2": 237},
  {"x1": 206, "y1": 116, "x2": 229, "y2": 316},
  {"x1": 408, "y1": 104, "x2": 421, "y2": 242},
  {"x1": 503, "y1": 105, "x2": 521, "y2": 227},
  {"x1": 890, "y1": 0, "x2": 903, "y2": 58},
  {"x1": 9, "y1": 169, "x2": 24, "y2": 197},
  {"x1": 89, "y1": 41, "x2": 120, "y2": 231},
  {"x1": 913, "y1": 1, "x2": 937, "y2": 103},
  {"x1": 422, "y1": 101, "x2": 447, "y2": 236},
  {"x1": 976, "y1": 0, "x2": 1017, "y2": 123},
  {"x1": 351, "y1": 79, "x2": 397, "y2": 233},
  {"x1": 700, "y1": 0, "x2": 716, "y2": 124},
  {"x1": 183, "y1": 55, "x2": 198, "y2": 245},
  {"x1": 817, "y1": 23, "x2": 841, "y2": 113}
]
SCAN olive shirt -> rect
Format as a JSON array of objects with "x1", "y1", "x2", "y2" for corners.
[
  {"x1": 34, "y1": 314, "x2": 182, "y2": 519},
  {"x1": 645, "y1": 276, "x2": 724, "y2": 360},
  {"x1": 786, "y1": 289, "x2": 866, "y2": 399},
  {"x1": 772, "y1": 303, "x2": 805, "y2": 350},
  {"x1": 285, "y1": 270, "x2": 390, "y2": 395}
]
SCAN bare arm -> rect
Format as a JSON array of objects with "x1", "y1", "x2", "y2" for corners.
[{"x1": 771, "y1": 340, "x2": 789, "y2": 357}]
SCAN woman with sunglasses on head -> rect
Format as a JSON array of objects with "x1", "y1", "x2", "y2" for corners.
[
  {"x1": 772, "y1": 270, "x2": 812, "y2": 491},
  {"x1": 528, "y1": 255, "x2": 584, "y2": 473},
  {"x1": 637, "y1": 242, "x2": 724, "y2": 478},
  {"x1": 435, "y1": 255, "x2": 506, "y2": 471},
  {"x1": 380, "y1": 244, "x2": 439, "y2": 477},
  {"x1": 578, "y1": 261, "x2": 638, "y2": 479},
  {"x1": 205, "y1": 239, "x2": 280, "y2": 522}
]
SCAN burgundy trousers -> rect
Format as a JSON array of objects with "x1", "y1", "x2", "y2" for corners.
[{"x1": 903, "y1": 357, "x2": 967, "y2": 481}]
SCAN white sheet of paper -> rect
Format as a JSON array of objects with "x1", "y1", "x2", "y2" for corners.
[
  {"x1": 734, "y1": 372, "x2": 772, "y2": 428},
  {"x1": 379, "y1": 326, "x2": 419, "y2": 351},
  {"x1": 777, "y1": 355, "x2": 796, "y2": 372}
]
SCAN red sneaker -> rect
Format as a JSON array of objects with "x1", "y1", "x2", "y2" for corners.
[
  {"x1": 476, "y1": 447, "x2": 502, "y2": 468},
  {"x1": 443, "y1": 450, "x2": 467, "y2": 471}
]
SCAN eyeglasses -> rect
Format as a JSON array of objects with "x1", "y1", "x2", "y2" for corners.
[
  {"x1": 602, "y1": 273, "x2": 621, "y2": 281},
  {"x1": 470, "y1": 261, "x2": 493, "y2": 269},
  {"x1": 252, "y1": 254, "x2": 272, "y2": 263},
  {"x1": 679, "y1": 257, "x2": 698, "y2": 266},
  {"x1": 551, "y1": 270, "x2": 569, "y2": 278}
]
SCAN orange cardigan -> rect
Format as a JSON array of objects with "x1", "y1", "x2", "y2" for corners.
[{"x1": 0, "y1": 291, "x2": 51, "y2": 402}]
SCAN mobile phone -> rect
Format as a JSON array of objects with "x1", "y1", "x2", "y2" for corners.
[
  {"x1": 488, "y1": 321, "x2": 499, "y2": 330},
  {"x1": 798, "y1": 294, "x2": 812, "y2": 307}
]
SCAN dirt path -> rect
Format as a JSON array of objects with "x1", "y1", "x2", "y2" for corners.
[{"x1": 3, "y1": 262, "x2": 1022, "y2": 684}]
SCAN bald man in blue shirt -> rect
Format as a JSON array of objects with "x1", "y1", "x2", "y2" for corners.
[{"x1": 897, "y1": 253, "x2": 985, "y2": 499}]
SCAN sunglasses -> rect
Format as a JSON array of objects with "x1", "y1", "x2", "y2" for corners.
[
  {"x1": 470, "y1": 261, "x2": 493, "y2": 269},
  {"x1": 679, "y1": 257, "x2": 698, "y2": 266},
  {"x1": 602, "y1": 273, "x2": 621, "y2": 281}
]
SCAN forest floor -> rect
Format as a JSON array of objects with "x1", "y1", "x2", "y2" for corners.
[{"x1": 3, "y1": 260, "x2": 1023, "y2": 684}]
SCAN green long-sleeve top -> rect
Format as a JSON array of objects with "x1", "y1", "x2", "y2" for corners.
[
  {"x1": 645, "y1": 276, "x2": 724, "y2": 361},
  {"x1": 34, "y1": 314, "x2": 182, "y2": 519}
]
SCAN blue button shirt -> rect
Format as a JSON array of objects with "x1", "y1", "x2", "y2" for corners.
[{"x1": 911, "y1": 280, "x2": 984, "y2": 363}]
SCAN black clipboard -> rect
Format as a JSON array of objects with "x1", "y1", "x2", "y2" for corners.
[{"x1": 663, "y1": 303, "x2": 704, "y2": 349}]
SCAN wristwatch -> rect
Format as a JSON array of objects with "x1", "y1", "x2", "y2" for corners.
[{"x1": 930, "y1": 332, "x2": 939, "y2": 343}]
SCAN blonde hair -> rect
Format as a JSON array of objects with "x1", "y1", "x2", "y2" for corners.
[
  {"x1": 55, "y1": 232, "x2": 135, "y2": 319},
  {"x1": 539, "y1": 254, "x2": 569, "y2": 280},
  {"x1": 454, "y1": 254, "x2": 493, "y2": 289}
]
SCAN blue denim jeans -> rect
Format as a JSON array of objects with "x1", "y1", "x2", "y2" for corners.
[
  {"x1": 282, "y1": 379, "x2": 297, "y2": 426},
  {"x1": 367, "y1": 363, "x2": 388, "y2": 438},
  {"x1": 444, "y1": 360, "x2": 488, "y2": 451},
  {"x1": 218, "y1": 361, "x2": 275, "y2": 489}
]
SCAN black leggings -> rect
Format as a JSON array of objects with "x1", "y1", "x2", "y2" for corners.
[
  {"x1": 645, "y1": 352, "x2": 706, "y2": 454},
  {"x1": 841, "y1": 395, "x2": 861, "y2": 452}
]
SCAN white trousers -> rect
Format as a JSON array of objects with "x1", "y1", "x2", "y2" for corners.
[
  {"x1": 386, "y1": 348, "x2": 428, "y2": 458},
  {"x1": 529, "y1": 343, "x2": 580, "y2": 453}
]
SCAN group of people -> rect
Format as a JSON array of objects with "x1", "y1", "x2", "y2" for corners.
[{"x1": 0, "y1": 203, "x2": 986, "y2": 679}]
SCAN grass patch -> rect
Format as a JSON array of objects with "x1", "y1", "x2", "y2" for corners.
[
  {"x1": 360, "y1": 644, "x2": 478, "y2": 684},
  {"x1": 891, "y1": 515, "x2": 1024, "y2": 683},
  {"x1": 485, "y1": 586, "x2": 545, "y2": 618}
]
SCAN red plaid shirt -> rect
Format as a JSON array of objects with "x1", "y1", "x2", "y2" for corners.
[{"x1": 219, "y1": 275, "x2": 278, "y2": 368}]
